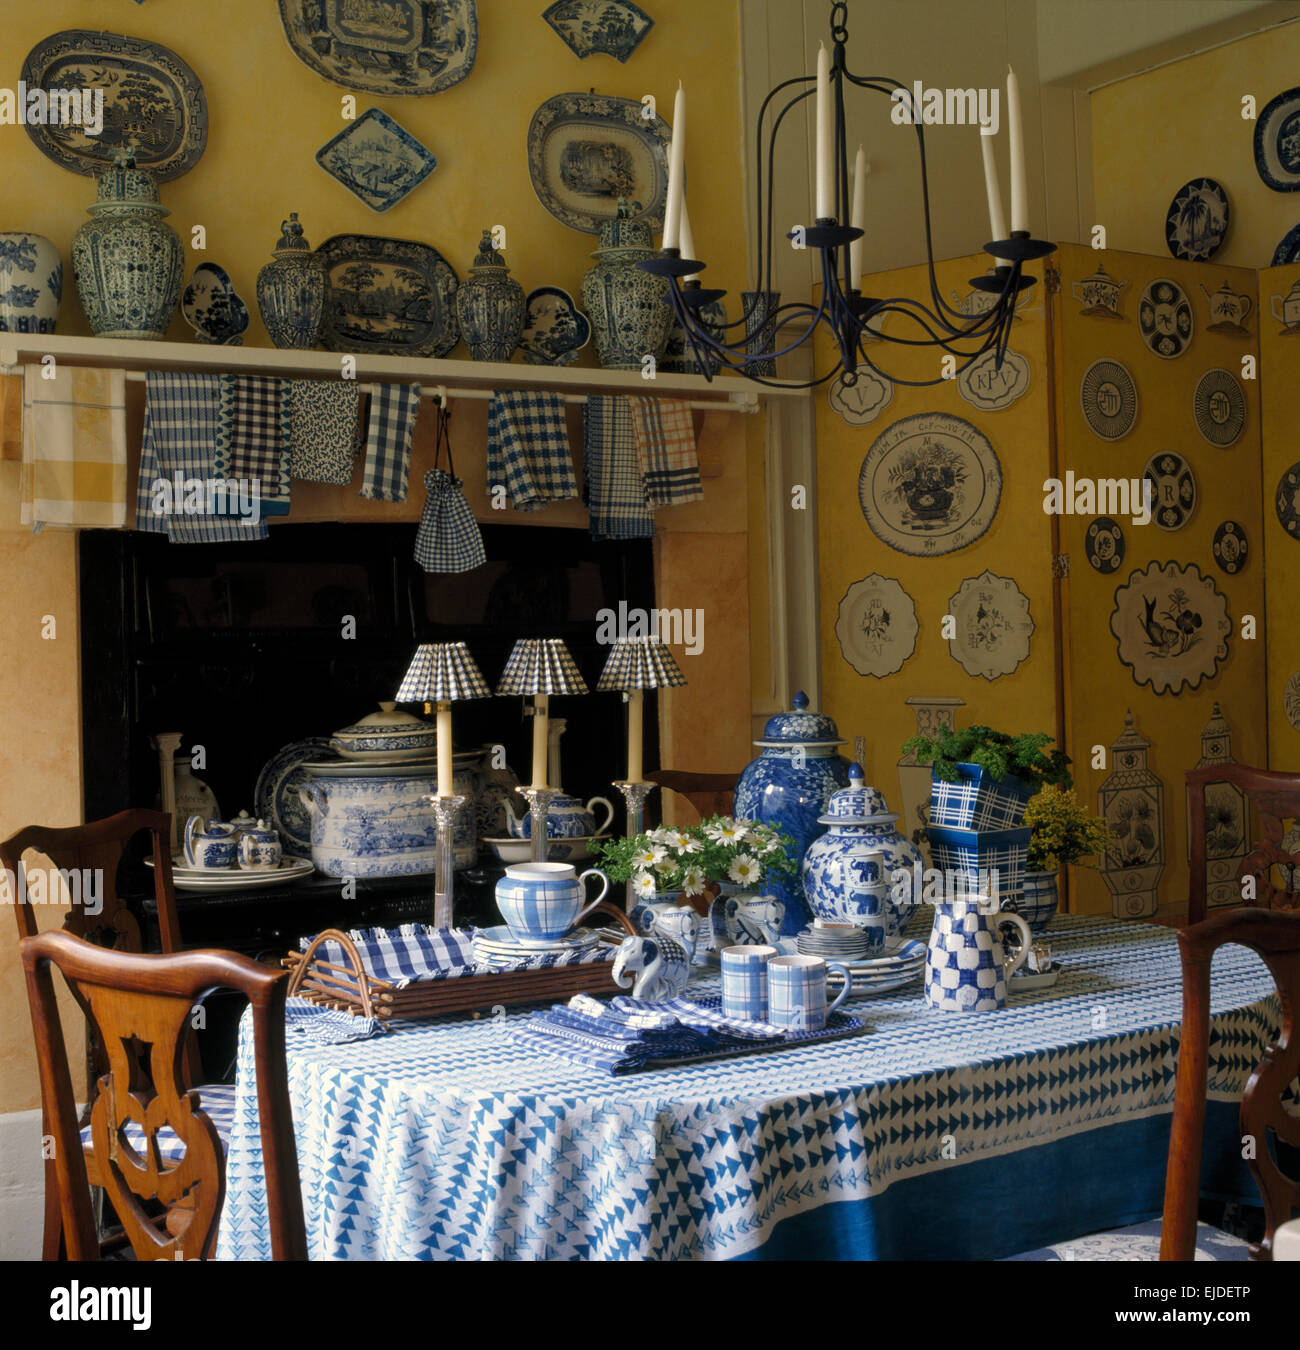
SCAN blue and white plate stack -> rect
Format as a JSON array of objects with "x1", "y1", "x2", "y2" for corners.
[
  {"x1": 471, "y1": 924, "x2": 602, "y2": 969},
  {"x1": 823, "y1": 936, "x2": 927, "y2": 997}
]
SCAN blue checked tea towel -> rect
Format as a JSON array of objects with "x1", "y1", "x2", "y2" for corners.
[
  {"x1": 629, "y1": 396, "x2": 704, "y2": 507},
  {"x1": 283, "y1": 998, "x2": 387, "y2": 1046},
  {"x1": 360, "y1": 382, "x2": 421, "y2": 501},
  {"x1": 486, "y1": 389, "x2": 579, "y2": 511},
  {"x1": 288, "y1": 380, "x2": 361, "y2": 484},
  {"x1": 135, "y1": 372, "x2": 269, "y2": 543},
  {"x1": 215, "y1": 375, "x2": 292, "y2": 516},
  {"x1": 414, "y1": 405, "x2": 485, "y2": 572},
  {"x1": 583, "y1": 395, "x2": 654, "y2": 540}
]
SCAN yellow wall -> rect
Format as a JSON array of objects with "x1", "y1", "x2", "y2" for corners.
[{"x1": 1091, "y1": 22, "x2": 1300, "y2": 270}]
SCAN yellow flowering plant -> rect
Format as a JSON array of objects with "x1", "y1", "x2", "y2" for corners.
[{"x1": 1023, "y1": 785, "x2": 1114, "y2": 872}]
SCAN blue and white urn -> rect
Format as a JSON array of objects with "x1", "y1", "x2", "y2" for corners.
[
  {"x1": 734, "y1": 692, "x2": 852, "y2": 936},
  {"x1": 802, "y1": 764, "x2": 923, "y2": 947},
  {"x1": 0, "y1": 233, "x2": 62, "y2": 334}
]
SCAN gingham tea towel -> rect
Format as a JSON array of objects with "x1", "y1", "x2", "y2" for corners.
[
  {"x1": 415, "y1": 469, "x2": 486, "y2": 572},
  {"x1": 629, "y1": 396, "x2": 704, "y2": 507},
  {"x1": 583, "y1": 394, "x2": 654, "y2": 540},
  {"x1": 486, "y1": 389, "x2": 578, "y2": 511},
  {"x1": 360, "y1": 382, "x2": 421, "y2": 502},
  {"x1": 288, "y1": 380, "x2": 361, "y2": 484},
  {"x1": 215, "y1": 375, "x2": 292, "y2": 516}
]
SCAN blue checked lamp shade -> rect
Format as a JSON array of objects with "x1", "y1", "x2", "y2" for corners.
[
  {"x1": 394, "y1": 642, "x2": 490, "y2": 796},
  {"x1": 596, "y1": 639, "x2": 687, "y2": 783},
  {"x1": 494, "y1": 638, "x2": 589, "y2": 788}
]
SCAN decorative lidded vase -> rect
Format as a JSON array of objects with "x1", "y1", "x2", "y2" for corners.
[
  {"x1": 256, "y1": 213, "x2": 325, "y2": 349},
  {"x1": 454, "y1": 229, "x2": 525, "y2": 362},
  {"x1": 580, "y1": 198, "x2": 671, "y2": 370},
  {"x1": 72, "y1": 149, "x2": 183, "y2": 340},
  {"x1": 0, "y1": 233, "x2": 62, "y2": 334},
  {"x1": 802, "y1": 763, "x2": 923, "y2": 946},
  {"x1": 733, "y1": 691, "x2": 853, "y2": 936}
]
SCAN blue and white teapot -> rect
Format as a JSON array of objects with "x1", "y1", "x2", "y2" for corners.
[{"x1": 505, "y1": 791, "x2": 614, "y2": 840}]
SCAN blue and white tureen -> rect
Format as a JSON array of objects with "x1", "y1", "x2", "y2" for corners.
[{"x1": 802, "y1": 764, "x2": 923, "y2": 945}]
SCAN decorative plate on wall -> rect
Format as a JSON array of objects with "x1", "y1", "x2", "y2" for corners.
[
  {"x1": 1110, "y1": 561, "x2": 1230, "y2": 695},
  {"x1": 315, "y1": 109, "x2": 438, "y2": 212},
  {"x1": 180, "y1": 263, "x2": 249, "y2": 345},
  {"x1": 829, "y1": 364, "x2": 893, "y2": 425},
  {"x1": 834, "y1": 574, "x2": 918, "y2": 678},
  {"x1": 276, "y1": 0, "x2": 478, "y2": 95},
  {"x1": 1138, "y1": 278, "x2": 1194, "y2": 359},
  {"x1": 20, "y1": 30, "x2": 207, "y2": 180},
  {"x1": 1143, "y1": 451, "x2": 1197, "y2": 531},
  {"x1": 1192, "y1": 368, "x2": 1246, "y2": 447},
  {"x1": 527, "y1": 92, "x2": 671, "y2": 233},
  {"x1": 519, "y1": 286, "x2": 591, "y2": 365},
  {"x1": 317, "y1": 234, "x2": 459, "y2": 357},
  {"x1": 857, "y1": 412, "x2": 1002, "y2": 558},
  {"x1": 1085, "y1": 516, "x2": 1126, "y2": 574},
  {"x1": 1272, "y1": 224, "x2": 1300, "y2": 265},
  {"x1": 1079, "y1": 358, "x2": 1138, "y2": 440},
  {"x1": 1285, "y1": 672, "x2": 1300, "y2": 731},
  {"x1": 1276, "y1": 460, "x2": 1300, "y2": 537},
  {"x1": 1254, "y1": 86, "x2": 1300, "y2": 192},
  {"x1": 1212, "y1": 520, "x2": 1248, "y2": 575},
  {"x1": 542, "y1": 0, "x2": 654, "y2": 62},
  {"x1": 1164, "y1": 178, "x2": 1229, "y2": 261},
  {"x1": 945, "y1": 571, "x2": 1034, "y2": 681},
  {"x1": 957, "y1": 347, "x2": 1031, "y2": 412}
]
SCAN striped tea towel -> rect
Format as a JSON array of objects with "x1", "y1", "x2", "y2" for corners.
[
  {"x1": 0, "y1": 373, "x2": 21, "y2": 461},
  {"x1": 20, "y1": 365, "x2": 127, "y2": 529},
  {"x1": 629, "y1": 396, "x2": 703, "y2": 507},
  {"x1": 284, "y1": 997, "x2": 387, "y2": 1046},
  {"x1": 583, "y1": 395, "x2": 654, "y2": 540},
  {"x1": 359, "y1": 382, "x2": 421, "y2": 501},
  {"x1": 414, "y1": 468, "x2": 486, "y2": 572},
  {"x1": 215, "y1": 375, "x2": 292, "y2": 515},
  {"x1": 288, "y1": 380, "x2": 361, "y2": 484},
  {"x1": 135, "y1": 371, "x2": 269, "y2": 542},
  {"x1": 486, "y1": 389, "x2": 578, "y2": 511}
]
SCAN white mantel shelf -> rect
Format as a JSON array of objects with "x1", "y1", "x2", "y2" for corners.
[{"x1": 0, "y1": 332, "x2": 808, "y2": 406}]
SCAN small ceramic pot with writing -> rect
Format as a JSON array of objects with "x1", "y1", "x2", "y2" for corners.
[
  {"x1": 720, "y1": 944, "x2": 778, "y2": 1021},
  {"x1": 767, "y1": 954, "x2": 852, "y2": 1032}
]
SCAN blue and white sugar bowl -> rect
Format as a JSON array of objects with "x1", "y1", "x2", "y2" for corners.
[{"x1": 802, "y1": 764, "x2": 923, "y2": 943}]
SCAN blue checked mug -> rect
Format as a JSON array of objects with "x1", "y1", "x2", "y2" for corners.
[
  {"x1": 496, "y1": 862, "x2": 610, "y2": 944},
  {"x1": 767, "y1": 955, "x2": 852, "y2": 1032},
  {"x1": 721, "y1": 944, "x2": 778, "y2": 1021}
]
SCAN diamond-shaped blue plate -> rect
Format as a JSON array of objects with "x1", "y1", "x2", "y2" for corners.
[{"x1": 315, "y1": 108, "x2": 437, "y2": 213}]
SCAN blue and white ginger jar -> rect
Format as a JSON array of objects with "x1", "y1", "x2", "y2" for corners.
[
  {"x1": 0, "y1": 233, "x2": 62, "y2": 334},
  {"x1": 733, "y1": 692, "x2": 852, "y2": 936}
]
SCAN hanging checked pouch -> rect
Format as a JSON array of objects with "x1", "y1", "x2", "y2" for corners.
[{"x1": 414, "y1": 405, "x2": 487, "y2": 573}]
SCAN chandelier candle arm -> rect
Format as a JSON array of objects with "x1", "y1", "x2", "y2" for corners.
[
  {"x1": 849, "y1": 147, "x2": 867, "y2": 286},
  {"x1": 663, "y1": 82, "x2": 686, "y2": 251},
  {"x1": 531, "y1": 694, "x2": 549, "y2": 789},
  {"x1": 815, "y1": 43, "x2": 834, "y2": 220},
  {"x1": 1006, "y1": 65, "x2": 1027, "y2": 233},
  {"x1": 979, "y1": 128, "x2": 1007, "y2": 243}
]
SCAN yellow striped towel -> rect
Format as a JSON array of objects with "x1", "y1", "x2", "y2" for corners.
[{"x1": 20, "y1": 365, "x2": 127, "y2": 529}]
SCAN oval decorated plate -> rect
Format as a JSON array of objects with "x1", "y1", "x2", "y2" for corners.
[{"x1": 1138, "y1": 278, "x2": 1194, "y2": 359}]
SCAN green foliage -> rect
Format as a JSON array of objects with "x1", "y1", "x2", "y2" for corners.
[
  {"x1": 901, "y1": 724, "x2": 1073, "y2": 789},
  {"x1": 1023, "y1": 784, "x2": 1114, "y2": 871}
]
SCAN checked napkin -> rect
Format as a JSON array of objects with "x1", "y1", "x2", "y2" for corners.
[
  {"x1": 486, "y1": 389, "x2": 579, "y2": 511},
  {"x1": 360, "y1": 382, "x2": 421, "y2": 502},
  {"x1": 583, "y1": 395, "x2": 654, "y2": 540},
  {"x1": 629, "y1": 397, "x2": 703, "y2": 507},
  {"x1": 215, "y1": 375, "x2": 292, "y2": 515},
  {"x1": 283, "y1": 997, "x2": 387, "y2": 1046}
]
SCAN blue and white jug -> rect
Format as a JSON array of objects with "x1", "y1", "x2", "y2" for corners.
[{"x1": 924, "y1": 896, "x2": 1032, "y2": 1013}]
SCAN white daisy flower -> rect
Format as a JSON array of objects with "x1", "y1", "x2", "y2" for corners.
[
  {"x1": 653, "y1": 856, "x2": 677, "y2": 875},
  {"x1": 633, "y1": 845, "x2": 667, "y2": 868},
  {"x1": 682, "y1": 865, "x2": 706, "y2": 895},
  {"x1": 728, "y1": 854, "x2": 762, "y2": 886},
  {"x1": 633, "y1": 871, "x2": 657, "y2": 898}
]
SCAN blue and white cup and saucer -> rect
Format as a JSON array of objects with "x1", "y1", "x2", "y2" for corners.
[{"x1": 494, "y1": 861, "x2": 610, "y2": 949}]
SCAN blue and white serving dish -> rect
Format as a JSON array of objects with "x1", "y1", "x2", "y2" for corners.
[
  {"x1": 1272, "y1": 223, "x2": 1300, "y2": 266},
  {"x1": 1254, "y1": 86, "x2": 1300, "y2": 192},
  {"x1": 329, "y1": 702, "x2": 436, "y2": 759},
  {"x1": 519, "y1": 286, "x2": 591, "y2": 365},
  {"x1": 542, "y1": 0, "x2": 654, "y2": 62},
  {"x1": 181, "y1": 262, "x2": 250, "y2": 345},
  {"x1": 254, "y1": 737, "x2": 337, "y2": 860},
  {"x1": 316, "y1": 109, "x2": 438, "y2": 213}
]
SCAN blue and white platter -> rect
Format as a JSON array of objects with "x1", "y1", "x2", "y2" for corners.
[
  {"x1": 543, "y1": 0, "x2": 654, "y2": 62},
  {"x1": 277, "y1": 0, "x2": 478, "y2": 96},
  {"x1": 316, "y1": 109, "x2": 438, "y2": 213},
  {"x1": 1254, "y1": 86, "x2": 1300, "y2": 192},
  {"x1": 519, "y1": 286, "x2": 591, "y2": 365},
  {"x1": 181, "y1": 263, "x2": 250, "y2": 345},
  {"x1": 1164, "y1": 178, "x2": 1228, "y2": 262},
  {"x1": 254, "y1": 737, "x2": 336, "y2": 860},
  {"x1": 1272, "y1": 223, "x2": 1300, "y2": 266},
  {"x1": 527, "y1": 92, "x2": 672, "y2": 233}
]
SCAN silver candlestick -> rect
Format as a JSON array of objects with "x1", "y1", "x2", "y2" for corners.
[
  {"x1": 613, "y1": 780, "x2": 657, "y2": 912},
  {"x1": 516, "y1": 786, "x2": 559, "y2": 863},
  {"x1": 428, "y1": 794, "x2": 466, "y2": 928}
]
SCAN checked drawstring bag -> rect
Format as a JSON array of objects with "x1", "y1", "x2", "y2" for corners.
[{"x1": 414, "y1": 405, "x2": 486, "y2": 573}]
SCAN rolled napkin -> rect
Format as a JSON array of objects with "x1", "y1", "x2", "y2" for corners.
[
  {"x1": 628, "y1": 396, "x2": 703, "y2": 507},
  {"x1": 288, "y1": 380, "x2": 361, "y2": 484},
  {"x1": 20, "y1": 365, "x2": 127, "y2": 529},
  {"x1": 486, "y1": 389, "x2": 579, "y2": 511},
  {"x1": 215, "y1": 374, "x2": 292, "y2": 516},
  {"x1": 283, "y1": 997, "x2": 387, "y2": 1046},
  {"x1": 414, "y1": 467, "x2": 487, "y2": 572},
  {"x1": 583, "y1": 394, "x2": 654, "y2": 540},
  {"x1": 360, "y1": 381, "x2": 421, "y2": 502}
]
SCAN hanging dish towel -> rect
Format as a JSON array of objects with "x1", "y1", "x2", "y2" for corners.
[
  {"x1": 414, "y1": 406, "x2": 486, "y2": 572},
  {"x1": 215, "y1": 374, "x2": 292, "y2": 516},
  {"x1": 0, "y1": 373, "x2": 22, "y2": 461},
  {"x1": 135, "y1": 371, "x2": 269, "y2": 543},
  {"x1": 583, "y1": 395, "x2": 654, "y2": 540},
  {"x1": 486, "y1": 389, "x2": 579, "y2": 511},
  {"x1": 359, "y1": 381, "x2": 421, "y2": 502},
  {"x1": 288, "y1": 379, "x2": 361, "y2": 484},
  {"x1": 628, "y1": 396, "x2": 704, "y2": 507},
  {"x1": 20, "y1": 365, "x2": 127, "y2": 529}
]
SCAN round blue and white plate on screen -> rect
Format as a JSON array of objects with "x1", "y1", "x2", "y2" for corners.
[
  {"x1": 1272, "y1": 223, "x2": 1300, "y2": 265},
  {"x1": 1164, "y1": 178, "x2": 1229, "y2": 261},
  {"x1": 1254, "y1": 86, "x2": 1300, "y2": 192}
]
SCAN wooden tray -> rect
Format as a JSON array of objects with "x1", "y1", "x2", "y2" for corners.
[{"x1": 282, "y1": 902, "x2": 636, "y2": 1020}]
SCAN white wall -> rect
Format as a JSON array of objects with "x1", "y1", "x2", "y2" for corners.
[{"x1": 0, "y1": 1109, "x2": 46, "y2": 1261}]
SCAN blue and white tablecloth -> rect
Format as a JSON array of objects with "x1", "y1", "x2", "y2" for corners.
[{"x1": 215, "y1": 914, "x2": 1283, "y2": 1261}]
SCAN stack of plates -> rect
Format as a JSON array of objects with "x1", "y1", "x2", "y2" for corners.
[
  {"x1": 145, "y1": 855, "x2": 315, "y2": 893},
  {"x1": 471, "y1": 924, "x2": 603, "y2": 969},
  {"x1": 824, "y1": 937, "x2": 927, "y2": 998},
  {"x1": 796, "y1": 922, "x2": 872, "y2": 962}
]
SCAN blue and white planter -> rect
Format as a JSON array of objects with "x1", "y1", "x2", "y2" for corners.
[
  {"x1": 1009, "y1": 868, "x2": 1059, "y2": 932},
  {"x1": 926, "y1": 823, "x2": 1032, "y2": 909},
  {"x1": 0, "y1": 233, "x2": 62, "y2": 334},
  {"x1": 928, "y1": 762, "x2": 1035, "y2": 831}
]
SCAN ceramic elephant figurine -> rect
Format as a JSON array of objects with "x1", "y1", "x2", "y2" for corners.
[
  {"x1": 709, "y1": 893, "x2": 785, "y2": 949},
  {"x1": 611, "y1": 933, "x2": 692, "y2": 1002}
]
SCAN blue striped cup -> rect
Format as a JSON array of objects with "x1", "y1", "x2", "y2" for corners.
[
  {"x1": 496, "y1": 862, "x2": 609, "y2": 945},
  {"x1": 721, "y1": 944, "x2": 778, "y2": 1021},
  {"x1": 768, "y1": 954, "x2": 852, "y2": 1032}
]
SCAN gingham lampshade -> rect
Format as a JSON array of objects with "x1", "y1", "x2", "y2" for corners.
[
  {"x1": 395, "y1": 642, "x2": 492, "y2": 703},
  {"x1": 494, "y1": 638, "x2": 589, "y2": 696},
  {"x1": 595, "y1": 638, "x2": 687, "y2": 692}
]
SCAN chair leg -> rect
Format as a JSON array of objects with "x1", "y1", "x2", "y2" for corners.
[{"x1": 41, "y1": 1156, "x2": 65, "y2": 1261}]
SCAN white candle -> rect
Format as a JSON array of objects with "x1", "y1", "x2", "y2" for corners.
[
  {"x1": 435, "y1": 701, "x2": 453, "y2": 798},
  {"x1": 979, "y1": 129, "x2": 1007, "y2": 242},
  {"x1": 1006, "y1": 65, "x2": 1026, "y2": 233},
  {"x1": 627, "y1": 689, "x2": 644, "y2": 783},
  {"x1": 679, "y1": 197, "x2": 699, "y2": 282},
  {"x1": 815, "y1": 43, "x2": 833, "y2": 221},
  {"x1": 849, "y1": 147, "x2": 867, "y2": 287},
  {"x1": 531, "y1": 694, "x2": 549, "y2": 789},
  {"x1": 663, "y1": 82, "x2": 686, "y2": 251}
]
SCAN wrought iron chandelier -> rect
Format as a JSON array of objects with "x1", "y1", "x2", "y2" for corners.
[{"x1": 640, "y1": 0, "x2": 1055, "y2": 390}]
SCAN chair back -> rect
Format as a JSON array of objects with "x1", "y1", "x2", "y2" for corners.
[
  {"x1": 1187, "y1": 764, "x2": 1300, "y2": 924},
  {"x1": 21, "y1": 930, "x2": 307, "y2": 1261},
  {"x1": 1160, "y1": 907, "x2": 1300, "y2": 1260}
]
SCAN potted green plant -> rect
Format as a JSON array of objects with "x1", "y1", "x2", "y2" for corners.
[{"x1": 1016, "y1": 785, "x2": 1114, "y2": 931}]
